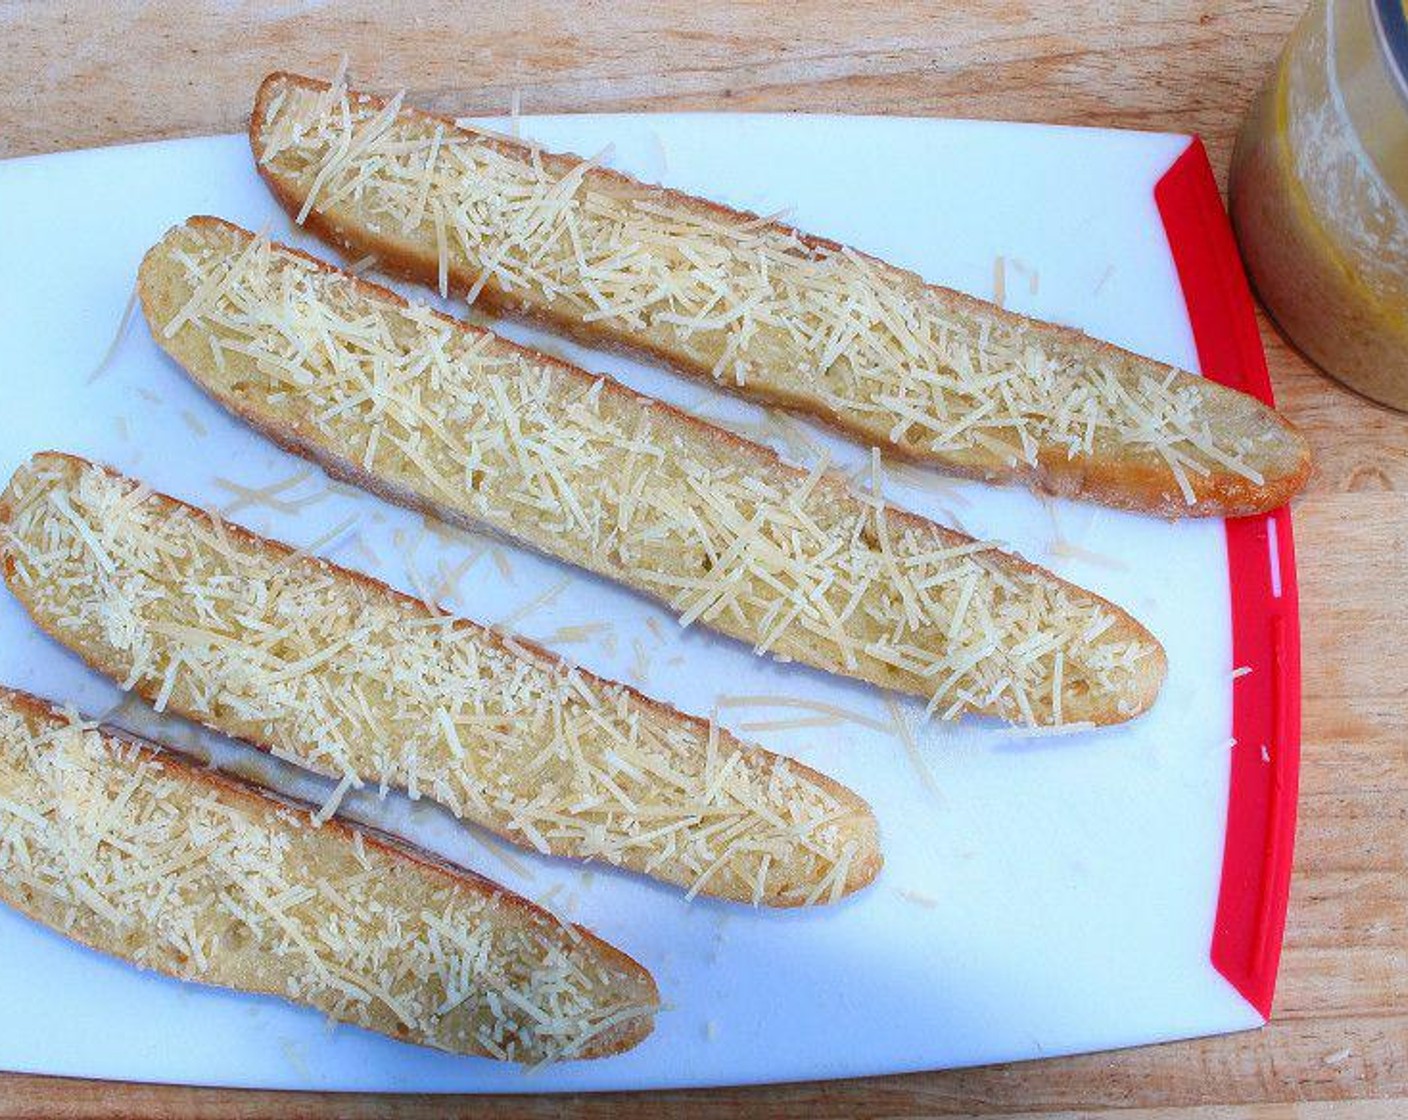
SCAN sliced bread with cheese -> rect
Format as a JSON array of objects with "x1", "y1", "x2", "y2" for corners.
[
  {"x1": 139, "y1": 217, "x2": 1167, "y2": 728},
  {"x1": 0, "y1": 452, "x2": 881, "y2": 907},
  {"x1": 0, "y1": 685, "x2": 657, "y2": 1062},
  {"x1": 249, "y1": 70, "x2": 1310, "y2": 519}
]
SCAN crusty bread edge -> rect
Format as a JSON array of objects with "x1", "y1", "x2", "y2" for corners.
[
  {"x1": 1, "y1": 451, "x2": 883, "y2": 905},
  {"x1": 249, "y1": 71, "x2": 1311, "y2": 520},
  {"x1": 142, "y1": 216, "x2": 1167, "y2": 725},
  {"x1": 0, "y1": 683, "x2": 658, "y2": 1059}
]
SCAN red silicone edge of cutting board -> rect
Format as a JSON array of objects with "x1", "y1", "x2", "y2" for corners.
[{"x1": 1154, "y1": 137, "x2": 1302, "y2": 1022}]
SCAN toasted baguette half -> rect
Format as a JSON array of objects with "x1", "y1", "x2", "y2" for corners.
[
  {"x1": 0, "y1": 685, "x2": 656, "y2": 1062},
  {"x1": 0, "y1": 453, "x2": 881, "y2": 906},
  {"x1": 139, "y1": 218, "x2": 1166, "y2": 728},
  {"x1": 249, "y1": 70, "x2": 1310, "y2": 519}
]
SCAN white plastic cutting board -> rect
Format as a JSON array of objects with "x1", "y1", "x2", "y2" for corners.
[{"x1": 0, "y1": 114, "x2": 1262, "y2": 1092}]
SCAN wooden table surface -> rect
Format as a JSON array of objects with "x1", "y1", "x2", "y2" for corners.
[{"x1": 3, "y1": 2, "x2": 1405, "y2": 1117}]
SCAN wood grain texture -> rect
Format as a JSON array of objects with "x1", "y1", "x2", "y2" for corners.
[
  {"x1": 1, "y1": 0, "x2": 1299, "y2": 175},
  {"x1": 2, "y1": 2, "x2": 1407, "y2": 1118}
]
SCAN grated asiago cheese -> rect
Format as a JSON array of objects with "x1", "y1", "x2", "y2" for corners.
[
  {"x1": 543, "y1": 621, "x2": 614, "y2": 646},
  {"x1": 312, "y1": 770, "x2": 360, "y2": 825},
  {"x1": 492, "y1": 548, "x2": 515, "y2": 581},
  {"x1": 144, "y1": 221, "x2": 1163, "y2": 727},
  {"x1": 1048, "y1": 538, "x2": 1129, "y2": 572},
  {"x1": 494, "y1": 575, "x2": 573, "y2": 633},
  {"x1": 253, "y1": 74, "x2": 1274, "y2": 506},
  {"x1": 716, "y1": 694, "x2": 896, "y2": 735},
  {"x1": 432, "y1": 548, "x2": 485, "y2": 607},
  {"x1": 87, "y1": 286, "x2": 140, "y2": 385},
  {"x1": 885, "y1": 698, "x2": 945, "y2": 807},
  {"x1": 1, "y1": 455, "x2": 877, "y2": 907},
  {"x1": 213, "y1": 469, "x2": 326, "y2": 517},
  {"x1": 737, "y1": 715, "x2": 844, "y2": 733},
  {"x1": 629, "y1": 638, "x2": 651, "y2": 684},
  {"x1": 0, "y1": 690, "x2": 654, "y2": 1063}
]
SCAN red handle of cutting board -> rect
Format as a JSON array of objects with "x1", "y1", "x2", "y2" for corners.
[{"x1": 1155, "y1": 138, "x2": 1302, "y2": 1021}]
